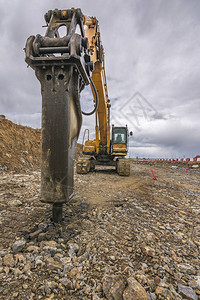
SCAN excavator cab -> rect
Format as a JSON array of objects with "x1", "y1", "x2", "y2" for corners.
[{"x1": 111, "y1": 126, "x2": 128, "y2": 157}]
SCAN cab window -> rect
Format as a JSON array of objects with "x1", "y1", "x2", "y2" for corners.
[{"x1": 113, "y1": 129, "x2": 126, "y2": 144}]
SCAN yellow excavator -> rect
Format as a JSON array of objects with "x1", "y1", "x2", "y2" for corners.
[
  {"x1": 77, "y1": 14, "x2": 132, "y2": 175},
  {"x1": 25, "y1": 8, "x2": 132, "y2": 222}
]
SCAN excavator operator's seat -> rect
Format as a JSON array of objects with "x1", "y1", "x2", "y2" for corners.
[{"x1": 116, "y1": 134, "x2": 122, "y2": 143}]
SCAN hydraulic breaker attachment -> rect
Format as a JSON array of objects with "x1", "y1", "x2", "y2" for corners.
[{"x1": 25, "y1": 8, "x2": 94, "y2": 222}]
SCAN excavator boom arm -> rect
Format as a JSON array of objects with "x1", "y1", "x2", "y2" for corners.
[{"x1": 83, "y1": 15, "x2": 110, "y2": 153}]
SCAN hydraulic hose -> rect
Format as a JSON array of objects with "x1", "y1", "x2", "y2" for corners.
[{"x1": 82, "y1": 76, "x2": 98, "y2": 116}]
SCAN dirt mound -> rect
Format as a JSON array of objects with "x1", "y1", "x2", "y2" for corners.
[
  {"x1": 0, "y1": 119, "x2": 82, "y2": 172},
  {"x1": 0, "y1": 119, "x2": 41, "y2": 172}
]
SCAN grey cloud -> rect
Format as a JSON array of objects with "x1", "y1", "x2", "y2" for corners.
[
  {"x1": 0, "y1": 0, "x2": 199, "y2": 158},
  {"x1": 150, "y1": 112, "x2": 168, "y2": 120}
]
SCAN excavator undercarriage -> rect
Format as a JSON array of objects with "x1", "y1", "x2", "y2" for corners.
[{"x1": 76, "y1": 158, "x2": 130, "y2": 176}]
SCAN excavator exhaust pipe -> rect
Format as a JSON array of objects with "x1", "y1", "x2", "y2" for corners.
[{"x1": 25, "y1": 8, "x2": 93, "y2": 221}]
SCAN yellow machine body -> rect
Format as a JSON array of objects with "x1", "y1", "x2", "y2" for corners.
[
  {"x1": 77, "y1": 14, "x2": 131, "y2": 176},
  {"x1": 112, "y1": 144, "x2": 127, "y2": 156}
]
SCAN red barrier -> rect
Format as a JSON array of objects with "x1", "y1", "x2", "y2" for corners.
[{"x1": 151, "y1": 170, "x2": 157, "y2": 180}]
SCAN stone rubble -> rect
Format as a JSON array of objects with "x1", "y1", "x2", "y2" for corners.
[
  {"x1": 0, "y1": 163, "x2": 199, "y2": 299},
  {"x1": 12, "y1": 239, "x2": 26, "y2": 253}
]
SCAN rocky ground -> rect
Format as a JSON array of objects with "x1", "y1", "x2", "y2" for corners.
[{"x1": 0, "y1": 163, "x2": 200, "y2": 299}]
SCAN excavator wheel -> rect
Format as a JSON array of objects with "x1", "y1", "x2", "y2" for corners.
[
  {"x1": 76, "y1": 159, "x2": 91, "y2": 174},
  {"x1": 117, "y1": 159, "x2": 130, "y2": 176}
]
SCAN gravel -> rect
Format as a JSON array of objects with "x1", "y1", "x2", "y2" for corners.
[{"x1": 0, "y1": 162, "x2": 199, "y2": 299}]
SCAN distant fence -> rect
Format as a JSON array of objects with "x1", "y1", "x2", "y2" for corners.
[{"x1": 137, "y1": 157, "x2": 200, "y2": 162}]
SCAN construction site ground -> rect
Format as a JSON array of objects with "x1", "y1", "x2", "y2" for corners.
[
  {"x1": 0, "y1": 119, "x2": 200, "y2": 299},
  {"x1": 0, "y1": 161, "x2": 200, "y2": 299}
]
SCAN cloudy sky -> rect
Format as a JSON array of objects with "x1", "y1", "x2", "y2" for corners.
[{"x1": 0, "y1": 0, "x2": 200, "y2": 158}]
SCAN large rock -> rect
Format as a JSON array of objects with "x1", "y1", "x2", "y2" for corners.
[
  {"x1": 9, "y1": 200, "x2": 22, "y2": 207},
  {"x1": 123, "y1": 277, "x2": 148, "y2": 300},
  {"x1": 189, "y1": 276, "x2": 200, "y2": 289},
  {"x1": 12, "y1": 239, "x2": 26, "y2": 253},
  {"x1": 3, "y1": 254, "x2": 15, "y2": 267},
  {"x1": 140, "y1": 245, "x2": 155, "y2": 257},
  {"x1": 178, "y1": 284, "x2": 198, "y2": 300},
  {"x1": 102, "y1": 274, "x2": 126, "y2": 300},
  {"x1": 68, "y1": 242, "x2": 79, "y2": 258},
  {"x1": 177, "y1": 263, "x2": 196, "y2": 275},
  {"x1": 59, "y1": 278, "x2": 73, "y2": 289},
  {"x1": 61, "y1": 256, "x2": 73, "y2": 273},
  {"x1": 45, "y1": 257, "x2": 62, "y2": 271},
  {"x1": 41, "y1": 240, "x2": 58, "y2": 248}
]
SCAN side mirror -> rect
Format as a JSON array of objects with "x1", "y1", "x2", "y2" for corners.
[{"x1": 130, "y1": 131, "x2": 133, "y2": 136}]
